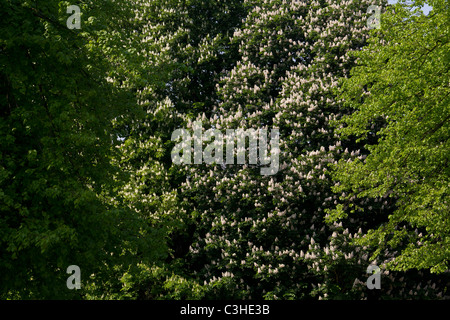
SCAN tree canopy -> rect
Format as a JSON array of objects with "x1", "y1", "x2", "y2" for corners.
[
  {"x1": 1, "y1": 0, "x2": 448, "y2": 300},
  {"x1": 329, "y1": 0, "x2": 449, "y2": 274}
]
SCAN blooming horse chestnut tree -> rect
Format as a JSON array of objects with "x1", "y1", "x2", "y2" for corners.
[
  {"x1": 178, "y1": 0, "x2": 386, "y2": 299},
  {"x1": 178, "y1": 0, "x2": 448, "y2": 299}
]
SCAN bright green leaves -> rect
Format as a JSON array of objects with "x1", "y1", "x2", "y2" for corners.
[{"x1": 331, "y1": 0, "x2": 450, "y2": 273}]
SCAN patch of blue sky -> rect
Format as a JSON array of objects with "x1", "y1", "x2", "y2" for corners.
[{"x1": 387, "y1": 0, "x2": 432, "y2": 15}]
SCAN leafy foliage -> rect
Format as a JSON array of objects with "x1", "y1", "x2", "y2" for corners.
[
  {"x1": 330, "y1": 0, "x2": 449, "y2": 274},
  {"x1": 0, "y1": 0, "x2": 168, "y2": 299},
  {"x1": 1, "y1": 0, "x2": 448, "y2": 300}
]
